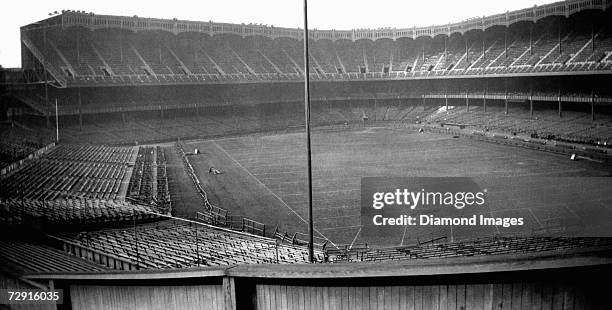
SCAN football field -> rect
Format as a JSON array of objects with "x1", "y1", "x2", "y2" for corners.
[{"x1": 178, "y1": 127, "x2": 612, "y2": 247}]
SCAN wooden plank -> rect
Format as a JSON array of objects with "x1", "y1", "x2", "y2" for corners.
[
  {"x1": 447, "y1": 284, "x2": 457, "y2": 310},
  {"x1": 521, "y1": 282, "x2": 533, "y2": 310},
  {"x1": 349, "y1": 286, "x2": 357, "y2": 310},
  {"x1": 331, "y1": 286, "x2": 342, "y2": 310},
  {"x1": 422, "y1": 285, "x2": 432, "y2": 310},
  {"x1": 392, "y1": 286, "x2": 400, "y2": 310},
  {"x1": 432, "y1": 285, "x2": 440, "y2": 310},
  {"x1": 552, "y1": 283, "x2": 565, "y2": 310},
  {"x1": 216, "y1": 285, "x2": 225, "y2": 310},
  {"x1": 573, "y1": 284, "x2": 585, "y2": 310},
  {"x1": 501, "y1": 283, "x2": 513, "y2": 310},
  {"x1": 414, "y1": 286, "x2": 423, "y2": 310},
  {"x1": 262, "y1": 285, "x2": 270, "y2": 310},
  {"x1": 280, "y1": 285, "x2": 288, "y2": 310},
  {"x1": 483, "y1": 284, "x2": 493, "y2": 310},
  {"x1": 530, "y1": 282, "x2": 543, "y2": 310},
  {"x1": 295, "y1": 285, "x2": 302, "y2": 310},
  {"x1": 377, "y1": 286, "x2": 386, "y2": 310},
  {"x1": 204, "y1": 284, "x2": 216, "y2": 310},
  {"x1": 223, "y1": 277, "x2": 236, "y2": 310},
  {"x1": 317, "y1": 286, "x2": 324, "y2": 310},
  {"x1": 312, "y1": 286, "x2": 319, "y2": 310},
  {"x1": 467, "y1": 284, "x2": 484, "y2": 310},
  {"x1": 541, "y1": 282, "x2": 554, "y2": 310},
  {"x1": 511, "y1": 283, "x2": 523, "y2": 310},
  {"x1": 322, "y1": 286, "x2": 330, "y2": 310},
  {"x1": 439, "y1": 285, "x2": 448, "y2": 310},
  {"x1": 456, "y1": 284, "x2": 466, "y2": 310},
  {"x1": 399, "y1": 285, "x2": 408, "y2": 310},
  {"x1": 369, "y1": 286, "x2": 377, "y2": 310},
  {"x1": 355, "y1": 286, "x2": 364, "y2": 310},
  {"x1": 328, "y1": 287, "x2": 337, "y2": 310},
  {"x1": 297, "y1": 286, "x2": 305, "y2": 310},
  {"x1": 342, "y1": 286, "x2": 350, "y2": 310},
  {"x1": 562, "y1": 284, "x2": 574, "y2": 310}
]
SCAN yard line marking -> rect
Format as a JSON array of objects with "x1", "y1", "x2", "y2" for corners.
[
  {"x1": 528, "y1": 208, "x2": 542, "y2": 227},
  {"x1": 349, "y1": 227, "x2": 362, "y2": 249},
  {"x1": 211, "y1": 140, "x2": 338, "y2": 249}
]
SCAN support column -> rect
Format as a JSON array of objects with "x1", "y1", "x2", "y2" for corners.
[
  {"x1": 557, "y1": 80, "x2": 562, "y2": 118},
  {"x1": 529, "y1": 94, "x2": 534, "y2": 118},
  {"x1": 466, "y1": 90, "x2": 469, "y2": 112},
  {"x1": 465, "y1": 39, "x2": 469, "y2": 64},
  {"x1": 591, "y1": 23, "x2": 595, "y2": 51},
  {"x1": 529, "y1": 24, "x2": 533, "y2": 56},
  {"x1": 504, "y1": 27, "x2": 508, "y2": 58},
  {"x1": 591, "y1": 91, "x2": 595, "y2": 121},
  {"x1": 445, "y1": 93, "x2": 448, "y2": 114},
  {"x1": 422, "y1": 95, "x2": 426, "y2": 111},
  {"x1": 444, "y1": 36, "x2": 448, "y2": 60},
  {"x1": 483, "y1": 85, "x2": 487, "y2": 113},
  {"x1": 160, "y1": 105, "x2": 164, "y2": 124},
  {"x1": 422, "y1": 42, "x2": 425, "y2": 61},
  {"x1": 505, "y1": 95, "x2": 508, "y2": 115},
  {"x1": 504, "y1": 82, "x2": 508, "y2": 115},
  {"x1": 558, "y1": 21, "x2": 562, "y2": 54},
  {"x1": 121, "y1": 108, "x2": 126, "y2": 126}
]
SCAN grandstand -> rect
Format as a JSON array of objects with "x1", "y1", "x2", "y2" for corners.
[{"x1": 1, "y1": 0, "x2": 612, "y2": 309}]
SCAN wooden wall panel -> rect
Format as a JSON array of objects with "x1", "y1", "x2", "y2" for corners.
[
  {"x1": 254, "y1": 281, "x2": 609, "y2": 310},
  {"x1": 70, "y1": 284, "x2": 223, "y2": 310}
]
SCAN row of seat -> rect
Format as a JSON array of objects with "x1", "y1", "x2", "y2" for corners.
[
  {"x1": 56, "y1": 221, "x2": 323, "y2": 269},
  {"x1": 425, "y1": 106, "x2": 611, "y2": 147},
  {"x1": 325, "y1": 237, "x2": 612, "y2": 262},
  {"x1": 29, "y1": 23, "x2": 612, "y2": 79},
  {"x1": 0, "y1": 145, "x2": 134, "y2": 200},
  {"x1": 0, "y1": 198, "x2": 160, "y2": 225}
]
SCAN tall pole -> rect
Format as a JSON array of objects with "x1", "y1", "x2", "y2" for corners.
[
  {"x1": 55, "y1": 99, "x2": 59, "y2": 142},
  {"x1": 303, "y1": 0, "x2": 315, "y2": 263},
  {"x1": 44, "y1": 27, "x2": 50, "y2": 129}
]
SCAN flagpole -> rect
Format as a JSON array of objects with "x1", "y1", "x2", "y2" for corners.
[{"x1": 303, "y1": 0, "x2": 315, "y2": 263}]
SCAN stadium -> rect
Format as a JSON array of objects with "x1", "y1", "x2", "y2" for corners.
[{"x1": 1, "y1": 0, "x2": 612, "y2": 309}]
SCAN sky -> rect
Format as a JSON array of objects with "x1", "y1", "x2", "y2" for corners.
[{"x1": 0, "y1": 0, "x2": 557, "y2": 68}]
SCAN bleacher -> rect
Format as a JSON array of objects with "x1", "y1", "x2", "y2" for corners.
[
  {"x1": 54, "y1": 220, "x2": 323, "y2": 269},
  {"x1": 326, "y1": 236, "x2": 612, "y2": 263},
  {"x1": 424, "y1": 105, "x2": 612, "y2": 147},
  {"x1": 0, "y1": 145, "x2": 136, "y2": 200},
  {"x1": 0, "y1": 198, "x2": 161, "y2": 226},
  {"x1": 126, "y1": 146, "x2": 171, "y2": 213},
  {"x1": 28, "y1": 17, "x2": 612, "y2": 84}
]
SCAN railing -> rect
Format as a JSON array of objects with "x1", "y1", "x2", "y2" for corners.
[
  {"x1": 63, "y1": 64, "x2": 612, "y2": 87},
  {"x1": 20, "y1": 34, "x2": 67, "y2": 87}
]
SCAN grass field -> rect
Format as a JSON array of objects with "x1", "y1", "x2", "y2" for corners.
[{"x1": 174, "y1": 127, "x2": 612, "y2": 247}]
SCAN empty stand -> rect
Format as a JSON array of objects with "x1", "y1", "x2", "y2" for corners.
[{"x1": 54, "y1": 220, "x2": 323, "y2": 269}]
